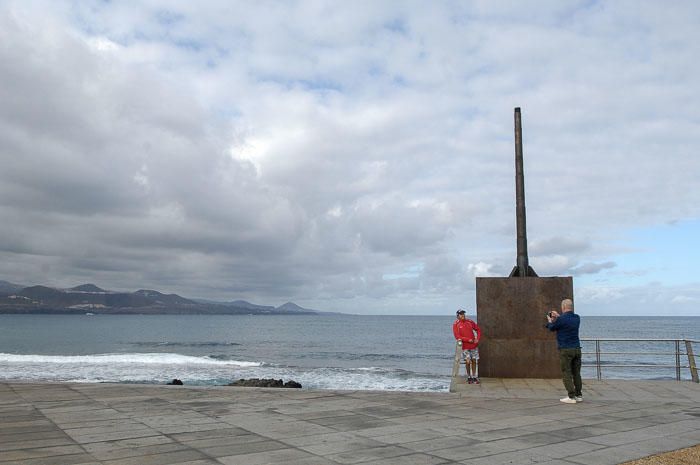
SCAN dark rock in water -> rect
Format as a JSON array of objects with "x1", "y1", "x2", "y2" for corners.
[
  {"x1": 228, "y1": 378, "x2": 282, "y2": 387},
  {"x1": 167, "y1": 379, "x2": 183, "y2": 385},
  {"x1": 227, "y1": 378, "x2": 302, "y2": 388}
]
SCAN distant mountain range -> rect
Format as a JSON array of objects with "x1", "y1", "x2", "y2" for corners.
[{"x1": 0, "y1": 280, "x2": 328, "y2": 315}]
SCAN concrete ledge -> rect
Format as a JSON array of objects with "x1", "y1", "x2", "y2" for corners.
[{"x1": 1, "y1": 380, "x2": 698, "y2": 464}]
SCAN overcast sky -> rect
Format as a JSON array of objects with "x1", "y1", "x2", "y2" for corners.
[{"x1": 1, "y1": 1, "x2": 699, "y2": 315}]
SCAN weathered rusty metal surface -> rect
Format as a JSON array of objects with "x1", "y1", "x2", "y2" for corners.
[
  {"x1": 509, "y1": 107, "x2": 537, "y2": 277},
  {"x1": 476, "y1": 276, "x2": 573, "y2": 378}
]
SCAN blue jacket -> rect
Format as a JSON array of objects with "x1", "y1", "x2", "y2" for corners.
[{"x1": 547, "y1": 312, "x2": 581, "y2": 349}]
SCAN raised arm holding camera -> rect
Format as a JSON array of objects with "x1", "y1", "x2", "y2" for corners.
[{"x1": 546, "y1": 299, "x2": 583, "y2": 404}]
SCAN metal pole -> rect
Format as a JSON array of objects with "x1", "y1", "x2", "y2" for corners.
[
  {"x1": 596, "y1": 339, "x2": 602, "y2": 380},
  {"x1": 686, "y1": 340, "x2": 699, "y2": 383},
  {"x1": 514, "y1": 108, "x2": 529, "y2": 277},
  {"x1": 675, "y1": 340, "x2": 681, "y2": 381}
]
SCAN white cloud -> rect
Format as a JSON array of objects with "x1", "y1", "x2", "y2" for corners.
[
  {"x1": 87, "y1": 36, "x2": 121, "y2": 52},
  {"x1": 671, "y1": 295, "x2": 698, "y2": 304},
  {"x1": 571, "y1": 261, "x2": 617, "y2": 276},
  {"x1": 467, "y1": 262, "x2": 498, "y2": 279},
  {"x1": 576, "y1": 281, "x2": 700, "y2": 316}
]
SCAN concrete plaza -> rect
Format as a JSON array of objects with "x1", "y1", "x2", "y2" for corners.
[{"x1": 1, "y1": 379, "x2": 699, "y2": 464}]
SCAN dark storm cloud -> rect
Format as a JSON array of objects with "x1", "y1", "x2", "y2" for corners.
[{"x1": 530, "y1": 237, "x2": 591, "y2": 256}]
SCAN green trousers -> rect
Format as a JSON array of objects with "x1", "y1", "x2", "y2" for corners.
[{"x1": 559, "y1": 347, "x2": 582, "y2": 398}]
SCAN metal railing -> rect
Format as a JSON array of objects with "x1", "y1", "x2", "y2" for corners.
[
  {"x1": 450, "y1": 339, "x2": 699, "y2": 382},
  {"x1": 581, "y1": 338, "x2": 699, "y2": 382}
]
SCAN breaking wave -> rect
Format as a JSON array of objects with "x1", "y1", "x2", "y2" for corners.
[{"x1": 0, "y1": 352, "x2": 449, "y2": 391}]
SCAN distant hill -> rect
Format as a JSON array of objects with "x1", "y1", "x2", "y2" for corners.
[
  {"x1": 68, "y1": 284, "x2": 107, "y2": 293},
  {"x1": 134, "y1": 289, "x2": 196, "y2": 306},
  {"x1": 276, "y1": 301, "x2": 339, "y2": 315},
  {"x1": 0, "y1": 280, "x2": 25, "y2": 295},
  {"x1": 276, "y1": 301, "x2": 310, "y2": 312},
  {"x1": 20, "y1": 286, "x2": 66, "y2": 301},
  {"x1": 229, "y1": 300, "x2": 275, "y2": 312},
  {"x1": 0, "y1": 282, "x2": 327, "y2": 315}
]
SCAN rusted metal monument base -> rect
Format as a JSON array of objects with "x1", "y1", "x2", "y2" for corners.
[{"x1": 476, "y1": 276, "x2": 573, "y2": 378}]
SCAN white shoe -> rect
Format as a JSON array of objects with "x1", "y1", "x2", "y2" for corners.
[
  {"x1": 560, "y1": 397, "x2": 577, "y2": 404},
  {"x1": 574, "y1": 396, "x2": 583, "y2": 402}
]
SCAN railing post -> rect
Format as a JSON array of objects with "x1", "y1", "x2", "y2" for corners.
[
  {"x1": 595, "y1": 339, "x2": 602, "y2": 380},
  {"x1": 686, "y1": 340, "x2": 699, "y2": 383},
  {"x1": 675, "y1": 340, "x2": 681, "y2": 381},
  {"x1": 452, "y1": 341, "x2": 462, "y2": 378}
]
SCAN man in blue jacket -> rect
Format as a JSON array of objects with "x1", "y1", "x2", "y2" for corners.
[{"x1": 546, "y1": 298, "x2": 582, "y2": 404}]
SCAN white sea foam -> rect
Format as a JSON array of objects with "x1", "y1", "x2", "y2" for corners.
[
  {"x1": 0, "y1": 352, "x2": 449, "y2": 391},
  {"x1": 0, "y1": 352, "x2": 261, "y2": 366},
  {"x1": 291, "y1": 367, "x2": 449, "y2": 392}
]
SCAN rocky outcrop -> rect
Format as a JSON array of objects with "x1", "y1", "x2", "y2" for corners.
[
  {"x1": 166, "y1": 379, "x2": 183, "y2": 385},
  {"x1": 227, "y1": 378, "x2": 302, "y2": 388}
]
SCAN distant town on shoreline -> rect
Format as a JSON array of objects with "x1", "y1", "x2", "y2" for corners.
[{"x1": 0, "y1": 280, "x2": 329, "y2": 315}]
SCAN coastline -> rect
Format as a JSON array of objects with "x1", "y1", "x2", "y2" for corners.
[{"x1": 2, "y1": 379, "x2": 698, "y2": 464}]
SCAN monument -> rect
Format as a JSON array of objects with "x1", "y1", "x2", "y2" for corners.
[{"x1": 476, "y1": 108, "x2": 573, "y2": 378}]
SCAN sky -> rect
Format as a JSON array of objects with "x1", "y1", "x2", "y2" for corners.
[{"x1": 1, "y1": 1, "x2": 699, "y2": 316}]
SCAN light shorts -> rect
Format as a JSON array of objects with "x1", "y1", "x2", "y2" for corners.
[{"x1": 461, "y1": 348, "x2": 479, "y2": 362}]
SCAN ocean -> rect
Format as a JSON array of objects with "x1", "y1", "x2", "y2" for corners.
[{"x1": 0, "y1": 314, "x2": 698, "y2": 391}]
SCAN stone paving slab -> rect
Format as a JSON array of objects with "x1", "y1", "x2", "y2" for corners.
[{"x1": 0, "y1": 379, "x2": 698, "y2": 465}]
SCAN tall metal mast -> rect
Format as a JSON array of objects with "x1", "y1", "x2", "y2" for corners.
[{"x1": 509, "y1": 107, "x2": 537, "y2": 277}]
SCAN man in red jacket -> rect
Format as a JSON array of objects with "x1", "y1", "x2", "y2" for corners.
[{"x1": 453, "y1": 309, "x2": 482, "y2": 384}]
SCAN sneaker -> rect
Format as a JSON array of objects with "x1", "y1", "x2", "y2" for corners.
[
  {"x1": 560, "y1": 397, "x2": 577, "y2": 404},
  {"x1": 473, "y1": 378, "x2": 480, "y2": 385},
  {"x1": 467, "y1": 377, "x2": 473, "y2": 384},
  {"x1": 574, "y1": 396, "x2": 583, "y2": 402}
]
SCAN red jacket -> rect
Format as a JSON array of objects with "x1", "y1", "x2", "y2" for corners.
[{"x1": 453, "y1": 318, "x2": 481, "y2": 350}]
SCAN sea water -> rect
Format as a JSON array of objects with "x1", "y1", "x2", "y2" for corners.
[{"x1": 0, "y1": 314, "x2": 698, "y2": 391}]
